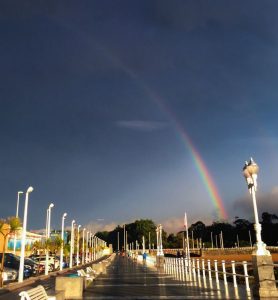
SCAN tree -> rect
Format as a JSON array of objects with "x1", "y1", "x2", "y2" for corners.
[{"x1": 0, "y1": 217, "x2": 21, "y2": 287}]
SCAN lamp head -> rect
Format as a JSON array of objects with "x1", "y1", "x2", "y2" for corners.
[
  {"x1": 78, "y1": 225, "x2": 81, "y2": 229},
  {"x1": 63, "y1": 212, "x2": 67, "y2": 218},
  {"x1": 72, "y1": 220, "x2": 75, "y2": 224},
  {"x1": 18, "y1": 191, "x2": 23, "y2": 195},
  {"x1": 49, "y1": 203, "x2": 54, "y2": 208},
  {"x1": 247, "y1": 157, "x2": 259, "y2": 175},
  {"x1": 27, "y1": 186, "x2": 34, "y2": 193}
]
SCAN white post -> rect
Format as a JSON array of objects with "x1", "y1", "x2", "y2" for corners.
[
  {"x1": 231, "y1": 260, "x2": 237, "y2": 288},
  {"x1": 149, "y1": 232, "x2": 151, "y2": 251},
  {"x1": 86, "y1": 231, "x2": 89, "y2": 263},
  {"x1": 82, "y1": 228, "x2": 86, "y2": 264},
  {"x1": 69, "y1": 220, "x2": 75, "y2": 268},
  {"x1": 14, "y1": 191, "x2": 23, "y2": 254},
  {"x1": 123, "y1": 224, "x2": 125, "y2": 251},
  {"x1": 142, "y1": 236, "x2": 145, "y2": 253},
  {"x1": 60, "y1": 212, "x2": 67, "y2": 271},
  {"x1": 18, "y1": 186, "x2": 33, "y2": 283},
  {"x1": 45, "y1": 203, "x2": 54, "y2": 275},
  {"x1": 222, "y1": 260, "x2": 227, "y2": 285},
  {"x1": 77, "y1": 225, "x2": 81, "y2": 265},
  {"x1": 117, "y1": 232, "x2": 119, "y2": 251}
]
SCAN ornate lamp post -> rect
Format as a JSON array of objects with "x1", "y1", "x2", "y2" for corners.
[
  {"x1": 243, "y1": 158, "x2": 278, "y2": 298},
  {"x1": 243, "y1": 158, "x2": 268, "y2": 255}
]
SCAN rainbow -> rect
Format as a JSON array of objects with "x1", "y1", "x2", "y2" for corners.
[
  {"x1": 55, "y1": 25, "x2": 228, "y2": 220},
  {"x1": 143, "y1": 87, "x2": 228, "y2": 220}
]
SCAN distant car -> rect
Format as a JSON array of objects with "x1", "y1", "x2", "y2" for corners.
[
  {"x1": 0, "y1": 253, "x2": 35, "y2": 278},
  {"x1": 3, "y1": 267, "x2": 17, "y2": 282},
  {"x1": 30, "y1": 255, "x2": 59, "y2": 271}
]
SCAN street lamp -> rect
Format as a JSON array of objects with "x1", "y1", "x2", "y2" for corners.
[
  {"x1": 45, "y1": 203, "x2": 54, "y2": 275},
  {"x1": 77, "y1": 225, "x2": 81, "y2": 265},
  {"x1": 82, "y1": 228, "x2": 86, "y2": 264},
  {"x1": 242, "y1": 158, "x2": 278, "y2": 298},
  {"x1": 86, "y1": 230, "x2": 89, "y2": 263},
  {"x1": 69, "y1": 220, "x2": 75, "y2": 268},
  {"x1": 60, "y1": 212, "x2": 67, "y2": 271},
  {"x1": 18, "y1": 186, "x2": 33, "y2": 283},
  {"x1": 14, "y1": 191, "x2": 23, "y2": 254},
  {"x1": 242, "y1": 158, "x2": 269, "y2": 256}
]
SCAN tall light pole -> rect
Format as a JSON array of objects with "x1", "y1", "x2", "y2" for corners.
[
  {"x1": 123, "y1": 224, "x2": 125, "y2": 251},
  {"x1": 184, "y1": 212, "x2": 190, "y2": 259},
  {"x1": 76, "y1": 225, "x2": 81, "y2": 265},
  {"x1": 14, "y1": 191, "x2": 23, "y2": 254},
  {"x1": 242, "y1": 158, "x2": 269, "y2": 255},
  {"x1": 242, "y1": 158, "x2": 278, "y2": 298},
  {"x1": 18, "y1": 186, "x2": 33, "y2": 283},
  {"x1": 82, "y1": 228, "x2": 86, "y2": 264},
  {"x1": 60, "y1": 212, "x2": 67, "y2": 271},
  {"x1": 86, "y1": 230, "x2": 89, "y2": 263},
  {"x1": 69, "y1": 220, "x2": 75, "y2": 268},
  {"x1": 45, "y1": 203, "x2": 54, "y2": 275}
]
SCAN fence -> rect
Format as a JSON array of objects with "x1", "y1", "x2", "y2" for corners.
[{"x1": 164, "y1": 257, "x2": 253, "y2": 297}]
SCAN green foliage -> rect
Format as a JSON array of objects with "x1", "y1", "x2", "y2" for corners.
[
  {"x1": 0, "y1": 216, "x2": 21, "y2": 287},
  {"x1": 94, "y1": 211, "x2": 278, "y2": 251}
]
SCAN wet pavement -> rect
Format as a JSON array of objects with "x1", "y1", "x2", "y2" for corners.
[{"x1": 83, "y1": 256, "x2": 253, "y2": 300}]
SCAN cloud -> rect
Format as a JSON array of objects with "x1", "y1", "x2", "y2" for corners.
[
  {"x1": 116, "y1": 120, "x2": 168, "y2": 131},
  {"x1": 233, "y1": 186, "x2": 278, "y2": 219},
  {"x1": 84, "y1": 221, "x2": 118, "y2": 234}
]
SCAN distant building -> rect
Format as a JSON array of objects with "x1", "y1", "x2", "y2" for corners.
[{"x1": 7, "y1": 228, "x2": 43, "y2": 251}]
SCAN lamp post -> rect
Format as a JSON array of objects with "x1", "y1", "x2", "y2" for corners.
[
  {"x1": 76, "y1": 225, "x2": 81, "y2": 265},
  {"x1": 69, "y1": 220, "x2": 75, "y2": 268},
  {"x1": 60, "y1": 212, "x2": 67, "y2": 271},
  {"x1": 86, "y1": 230, "x2": 89, "y2": 263},
  {"x1": 14, "y1": 191, "x2": 23, "y2": 254},
  {"x1": 45, "y1": 203, "x2": 54, "y2": 275},
  {"x1": 82, "y1": 228, "x2": 86, "y2": 264},
  {"x1": 18, "y1": 186, "x2": 33, "y2": 283},
  {"x1": 243, "y1": 158, "x2": 278, "y2": 298},
  {"x1": 242, "y1": 158, "x2": 269, "y2": 255}
]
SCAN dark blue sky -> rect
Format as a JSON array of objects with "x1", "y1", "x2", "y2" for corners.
[{"x1": 1, "y1": 1, "x2": 278, "y2": 232}]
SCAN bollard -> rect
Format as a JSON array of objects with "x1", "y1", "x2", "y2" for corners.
[
  {"x1": 231, "y1": 260, "x2": 237, "y2": 288},
  {"x1": 214, "y1": 260, "x2": 219, "y2": 283},
  {"x1": 202, "y1": 259, "x2": 206, "y2": 278},
  {"x1": 207, "y1": 259, "x2": 212, "y2": 281},
  {"x1": 242, "y1": 261, "x2": 250, "y2": 292},
  {"x1": 196, "y1": 259, "x2": 201, "y2": 279},
  {"x1": 222, "y1": 260, "x2": 227, "y2": 285},
  {"x1": 192, "y1": 259, "x2": 196, "y2": 281}
]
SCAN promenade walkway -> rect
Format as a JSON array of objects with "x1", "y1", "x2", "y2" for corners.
[{"x1": 83, "y1": 255, "x2": 253, "y2": 299}]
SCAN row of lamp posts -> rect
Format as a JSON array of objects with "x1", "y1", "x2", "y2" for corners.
[{"x1": 14, "y1": 186, "x2": 106, "y2": 283}]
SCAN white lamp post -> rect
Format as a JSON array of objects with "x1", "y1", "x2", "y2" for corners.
[
  {"x1": 242, "y1": 158, "x2": 269, "y2": 256},
  {"x1": 18, "y1": 186, "x2": 33, "y2": 283},
  {"x1": 69, "y1": 220, "x2": 75, "y2": 268},
  {"x1": 60, "y1": 212, "x2": 67, "y2": 271},
  {"x1": 242, "y1": 158, "x2": 278, "y2": 298},
  {"x1": 45, "y1": 203, "x2": 54, "y2": 275},
  {"x1": 86, "y1": 231, "x2": 89, "y2": 263},
  {"x1": 82, "y1": 228, "x2": 86, "y2": 264},
  {"x1": 14, "y1": 191, "x2": 23, "y2": 254},
  {"x1": 77, "y1": 225, "x2": 81, "y2": 265}
]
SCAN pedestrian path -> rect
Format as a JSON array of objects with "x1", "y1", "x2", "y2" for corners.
[{"x1": 83, "y1": 256, "x2": 253, "y2": 299}]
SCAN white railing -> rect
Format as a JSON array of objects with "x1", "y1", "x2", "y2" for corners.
[{"x1": 164, "y1": 257, "x2": 253, "y2": 294}]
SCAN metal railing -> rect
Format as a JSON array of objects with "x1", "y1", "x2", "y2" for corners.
[{"x1": 164, "y1": 257, "x2": 253, "y2": 294}]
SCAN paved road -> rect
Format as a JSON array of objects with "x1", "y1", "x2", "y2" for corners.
[{"x1": 83, "y1": 256, "x2": 253, "y2": 300}]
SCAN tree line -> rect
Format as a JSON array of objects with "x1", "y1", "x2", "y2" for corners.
[{"x1": 96, "y1": 212, "x2": 278, "y2": 250}]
